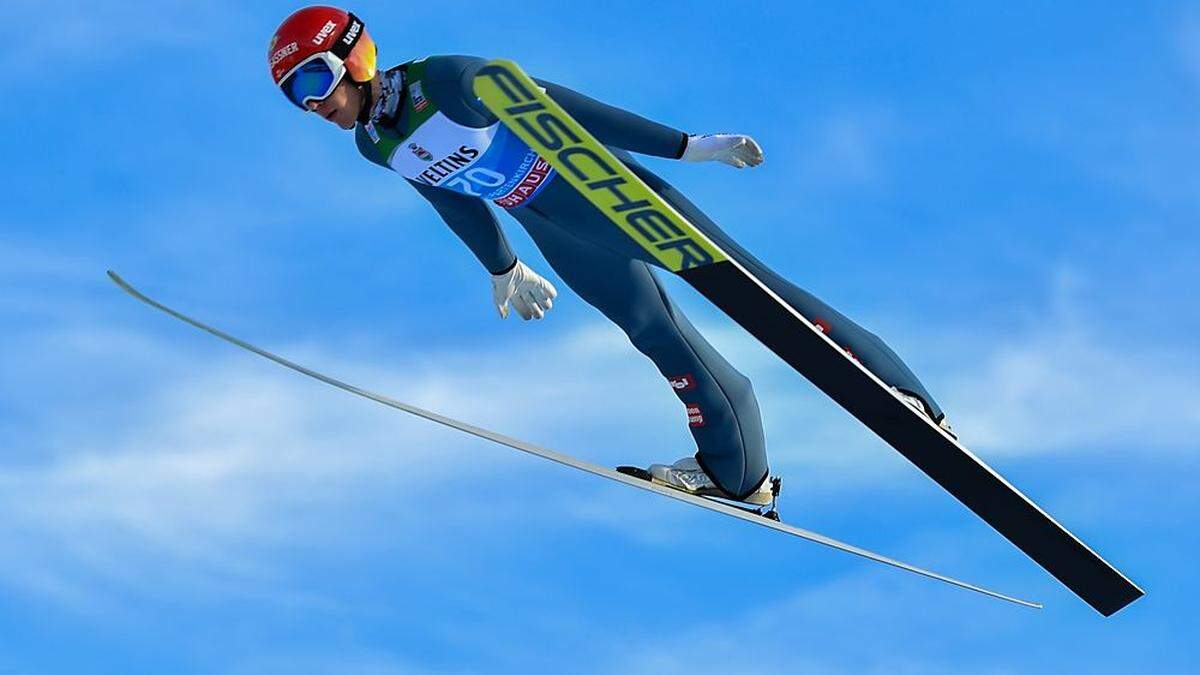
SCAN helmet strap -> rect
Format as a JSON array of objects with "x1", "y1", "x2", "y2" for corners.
[{"x1": 355, "y1": 79, "x2": 375, "y2": 124}]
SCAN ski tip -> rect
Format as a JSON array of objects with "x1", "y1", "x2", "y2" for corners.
[{"x1": 106, "y1": 270, "x2": 137, "y2": 294}]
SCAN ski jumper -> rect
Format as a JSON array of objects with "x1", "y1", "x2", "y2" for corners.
[{"x1": 355, "y1": 55, "x2": 945, "y2": 500}]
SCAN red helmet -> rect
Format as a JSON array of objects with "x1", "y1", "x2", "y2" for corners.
[{"x1": 268, "y1": 6, "x2": 378, "y2": 109}]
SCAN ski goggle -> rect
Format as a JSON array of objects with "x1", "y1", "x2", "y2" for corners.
[{"x1": 278, "y1": 52, "x2": 348, "y2": 111}]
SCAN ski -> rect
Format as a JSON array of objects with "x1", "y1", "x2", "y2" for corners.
[
  {"x1": 108, "y1": 270, "x2": 1039, "y2": 610},
  {"x1": 472, "y1": 60, "x2": 1142, "y2": 616}
]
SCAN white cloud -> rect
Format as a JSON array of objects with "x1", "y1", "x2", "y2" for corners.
[
  {"x1": 0, "y1": 249, "x2": 1188, "y2": 623},
  {"x1": 936, "y1": 266, "x2": 1200, "y2": 456},
  {"x1": 0, "y1": 311, "x2": 683, "y2": 610},
  {"x1": 944, "y1": 325, "x2": 1200, "y2": 454},
  {"x1": 0, "y1": 365, "x2": 454, "y2": 607}
]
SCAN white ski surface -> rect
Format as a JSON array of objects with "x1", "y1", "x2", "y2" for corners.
[{"x1": 107, "y1": 270, "x2": 1040, "y2": 610}]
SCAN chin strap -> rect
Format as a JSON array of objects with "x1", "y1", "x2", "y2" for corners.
[{"x1": 355, "y1": 81, "x2": 375, "y2": 124}]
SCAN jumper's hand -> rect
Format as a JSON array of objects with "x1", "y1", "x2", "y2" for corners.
[
  {"x1": 680, "y1": 133, "x2": 764, "y2": 168},
  {"x1": 491, "y1": 260, "x2": 558, "y2": 320}
]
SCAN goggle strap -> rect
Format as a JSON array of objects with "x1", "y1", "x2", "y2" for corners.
[{"x1": 329, "y1": 14, "x2": 365, "y2": 61}]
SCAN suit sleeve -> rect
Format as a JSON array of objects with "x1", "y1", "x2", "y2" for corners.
[
  {"x1": 532, "y1": 77, "x2": 690, "y2": 160},
  {"x1": 434, "y1": 55, "x2": 689, "y2": 159},
  {"x1": 406, "y1": 178, "x2": 517, "y2": 275}
]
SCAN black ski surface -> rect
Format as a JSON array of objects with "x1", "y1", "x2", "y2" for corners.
[
  {"x1": 681, "y1": 263, "x2": 1143, "y2": 615},
  {"x1": 473, "y1": 60, "x2": 1142, "y2": 615}
]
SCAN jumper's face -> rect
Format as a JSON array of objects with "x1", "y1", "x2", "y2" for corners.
[{"x1": 306, "y1": 78, "x2": 361, "y2": 130}]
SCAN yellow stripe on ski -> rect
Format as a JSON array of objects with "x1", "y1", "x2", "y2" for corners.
[{"x1": 472, "y1": 59, "x2": 727, "y2": 272}]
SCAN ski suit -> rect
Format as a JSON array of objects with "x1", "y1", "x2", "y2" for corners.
[{"x1": 355, "y1": 55, "x2": 944, "y2": 500}]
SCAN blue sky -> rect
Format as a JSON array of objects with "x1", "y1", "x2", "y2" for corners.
[{"x1": 1, "y1": 1, "x2": 1197, "y2": 672}]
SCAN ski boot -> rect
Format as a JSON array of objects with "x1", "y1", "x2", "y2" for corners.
[
  {"x1": 617, "y1": 457, "x2": 782, "y2": 521},
  {"x1": 892, "y1": 387, "x2": 957, "y2": 439}
]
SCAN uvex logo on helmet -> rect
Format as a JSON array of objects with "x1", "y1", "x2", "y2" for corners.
[
  {"x1": 342, "y1": 18, "x2": 362, "y2": 45},
  {"x1": 312, "y1": 20, "x2": 338, "y2": 46}
]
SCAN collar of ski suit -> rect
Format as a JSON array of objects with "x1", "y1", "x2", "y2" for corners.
[{"x1": 365, "y1": 67, "x2": 405, "y2": 126}]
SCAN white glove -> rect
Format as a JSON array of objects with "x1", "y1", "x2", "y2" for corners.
[
  {"x1": 680, "y1": 133, "x2": 764, "y2": 168},
  {"x1": 491, "y1": 260, "x2": 558, "y2": 320}
]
